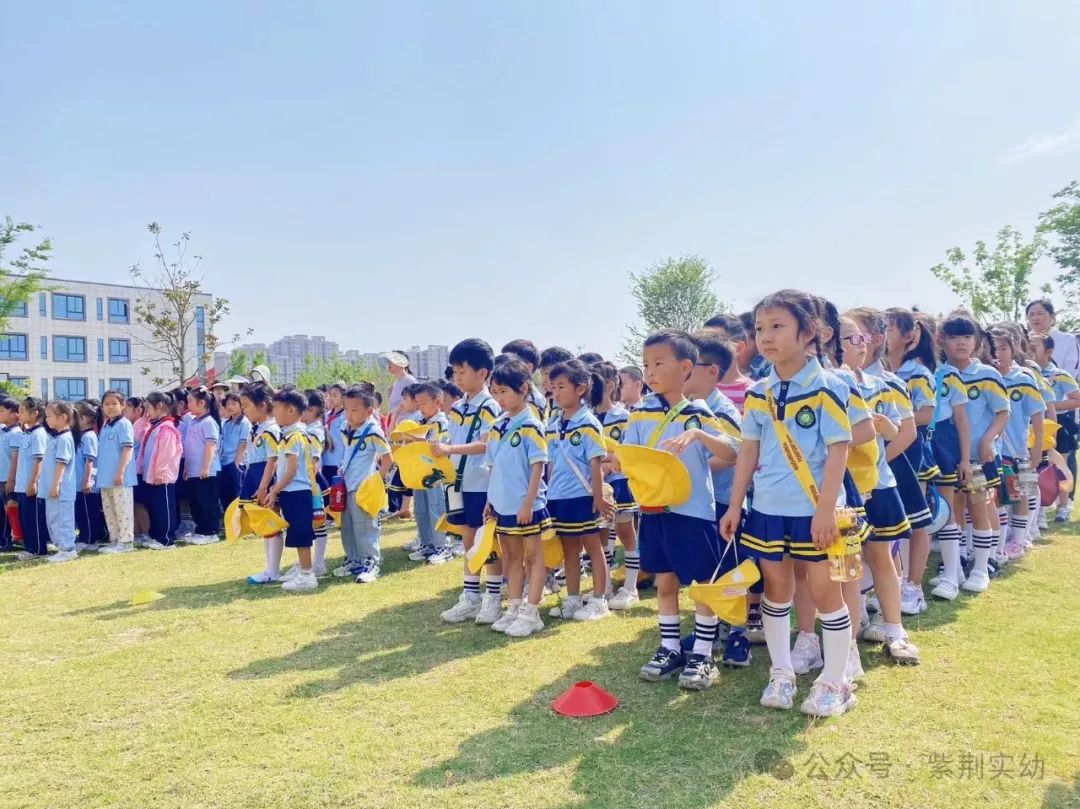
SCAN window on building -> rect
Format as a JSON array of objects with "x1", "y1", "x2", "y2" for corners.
[
  {"x1": 41, "y1": 378, "x2": 48, "y2": 398},
  {"x1": 54, "y1": 378, "x2": 88, "y2": 401},
  {"x1": 96, "y1": 297, "x2": 103, "y2": 321},
  {"x1": 2, "y1": 299, "x2": 28, "y2": 317},
  {"x1": 52, "y1": 293, "x2": 86, "y2": 321},
  {"x1": 97, "y1": 338, "x2": 104, "y2": 361},
  {"x1": 108, "y1": 378, "x2": 132, "y2": 397},
  {"x1": 98, "y1": 379, "x2": 106, "y2": 398},
  {"x1": 108, "y1": 338, "x2": 130, "y2": 364},
  {"x1": 0, "y1": 333, "x2": 29, "y2": 360},
  {"x1": 53, "y1": 335, "x2": 87, "y2": 362},
  {"x1": 108, "y1": 298, "x2": 130, "y2": 324},
  {"x1": 40, "y1": 336, "x2": 48, "y2": 359},
  {"x1": 39, "y1": 293, "x2": 47, "y2": 316},
  {"x1": 7, "y1": 376, "x2": 29, "y2": 392}
]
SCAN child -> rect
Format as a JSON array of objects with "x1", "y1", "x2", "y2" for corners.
[
  {"x1": 218, "y1": 393, "x2": 250, "y2": 514},
  {"x1": 42, "y1": 401, "x2": 81, "y2": 563},
  {"x1": 1031, "y1": 333, "x2": 1080, "y2": 520},
  {"x1": 125, "y1": 397, "x2": 152, "y2": 544},
  {"x1": 172, "y1": 389, "x2": 197, "y2": 538},
  {"x1": 386, "y1": 385, "x2": 418, "y2": 519},
  {"x1": 618, "y1": 366, "x2": 647, "y2": 410},
  {"x1": 627, "y1": 330, "x2": 738, "y2": 691},
  {"x1": 539, "y1": 346, "x2": 575, "y2": 425},
  {"x1": 184, "y1": 388, "x2": 223, "y2": 545},
  {"x1": 501, "y1": 339, "x2": 547, "y2": 421},
  {"x1": 96, "y1": 390, "x2": 138, "y2": 554},
  {"x1": 339, "y1": 386, "x2": 391, "y2": 582},
  {"x1": 242, "y1": 384, "x2": 284, "y2": 584},
  {"x1": 484, "y1": 358, "x2": 552, "y2": 637},
  {"x1": 437, "y1": 380, "x2": 462, "y2": 416},
  {"x1": 263, "y1": 389, "x2": 319, "y2": 592},
  {"x1": 12, "y1": 397, "x2": 50, "y2": 560},
  {"x1": 138, "y1": 392, "x2": 183, "y2": 550},
  {"x1": 435, "y1": 338, "x2": 504, "y2": 624},
  {"x1": 740, "y1": 310, "x2": 772, "y2": 381},
  {"x1": 722, "y1": 291, "x2": 858, "y2": 716},
  {"x1": 73, "y1": 400, "x2": 107, "y2": 549},
  {"x1": 406, "y1": 382, "x2": 453, "y2": 565},
  {"x1": 545, "y1": 360, "x2": 613, "y2": 621},
  {"x1": 1, "y1": 397, "x2": 23, "y2": 550},
  {"x1": 302, "y1": 391, "x2": 331, "y2": 576},
  {"x1": 703, "y1": 313, "x2": 755, "y2": 413},
  {"x1": 321, "y1": 382, "x2": 347, "y2": 492}
]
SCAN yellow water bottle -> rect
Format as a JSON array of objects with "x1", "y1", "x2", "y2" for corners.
[{"x1": 827, "y1": 507, "x2": 864, "y2": 583}]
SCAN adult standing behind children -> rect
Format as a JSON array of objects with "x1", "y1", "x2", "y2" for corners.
[{"x1": 381, "y1": 351, "x2": 417, "y2": 429}]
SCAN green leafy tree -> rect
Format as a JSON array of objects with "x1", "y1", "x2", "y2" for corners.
[
  {"x1": 226, "y1": 347, "x2": 250, "y2": 377},
  {"x1": 929, "y1": 225, "x2": 1047, "y2": 325},
  {"x1": 619, "y1": 255, "x2": 724, "y2": 364},
  {"x1": 295, "y1": 356, "x2": 393, "y2": 407},
  {"x1": 1038, "y1": 180, "x2": 1080, "y2": 331},
  {"x1": 1, "y1": 217, "x2": 51, "y2": 396}
]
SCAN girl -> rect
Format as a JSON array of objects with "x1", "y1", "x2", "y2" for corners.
[
  {"x1": 13, "y1": 397, "x2": 50, "y2": 560},
  {"x1": 73, "y1": 400, "x2": 108, "y2": 549},
  {"x1": 125, "y1": 397, "x2": 152, "y2": 543},
  {"x1": 721, "y1": 290, "x2": 857, "y2": 717},
  {"x1": 42, "y1": 401, "x2": 81, "y2": 563},
  {"x1": 484, "y1": 358, "x2": 552, "y2": 637},
  {"x1": 1030, "y1": 332, "x2": 1080, "y2": 521},
  {"x1": 173, "y1": 389, "x2": 196, "y2": 537},
  {"x1": 218, "y1": 393, "x2": 250, "y2": 514},
  {"x1": 302, "y1": 391, "x2": 330, "y2": 577},
  {"x1": 184, "y1": 388, "x2": 223, "y2": 544},
  {"x1": 0, "y1": 398, "x2": 22, "y2": 551},
  {"x1": 138, "y1": 392, "x2": 183, "y2": 550},
  {"x1": 242, "y1": 383, "x2": 284, "y2": 584},
  {"x1": 593, "y1": 361, "x2": 642, "y2": 610},
  {"x1": 321, "y1": 382, "x2": 347, "y2": 493},
  {"x1": 97, "y1": 390, "x2": 138, "y2": 554},
  {"x1": 545, "y1": 360, "x2": 614, "y2": 622}
]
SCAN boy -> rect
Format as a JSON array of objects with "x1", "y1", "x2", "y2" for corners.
[
  {"x1": 340, "y1": 386, "x2": 391, "y2": 582},
  {"x1": 703, "y1": 314, "x2": 754, "y2": 413},
  {"x1": 623, "y1": 329, "x2": 738, "y2": 691},
  {"x1": 322, "y1": 382, "x2": 348, "y2": 486},
  {"x1": 433, "y1": 338, "x2": 504, "y2": 624},
  {"x1": 502, "y1": 339, "x2": 547, "y2": 421},
  {"x1": 0, "y1": 398, "x2": 22, "y2": 549},
  {"x1": 738, "y1": 311, "x2": 771, "y2": 381},
  {"x1": 407, "y1": 382, "x2": 453, "y2": 565},
  {"x1": 262, "y1": 389, "x2": 319, "y2": 593},
  {"x1": 618, "y1": 366, "x2": 646, "y2": 409}
]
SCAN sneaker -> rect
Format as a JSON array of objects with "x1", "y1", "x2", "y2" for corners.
[
  {"x1": 1054, "y1": 509, "x2": 1069, "y2": 523},
  {"x1": 900, "y1": 581, "x2": 927, "y2": 616},
  {"x1": 282, "y1": 569, "x2": 318, "y2": 592},
  {"x1": 15, "y1": 551, "x2": 39, "y2": 561},
  {"x1": 580, "y1": 556, "x2": 592, "y2": 575},
  {"x1": 866, "y1": 595, "x2": 880, "y2": 614},
  {"x1": 721, "y1": 629, "x2": 752, "y2": 668},
  {"x1": 745, "y1": 605, "x2": 765, "y2": 644},
  {"x1": 333, "y1": 563, "x2": 359, "y2": 578},
  {"x1": 474, "y1": 593, "x2": 502, "y2": 624},
  {"x1": 402, "y1": 537, "x2": 422, "y2": 553},
  {"x1": 801, "y1": 679, "x2": 857, "y2": 717},
  {"x1": 1038, "y1": 512, "x2": 1049, "y2": 530},
  {"x1": 760, "y1": 667, "x2": 797, "y2": 710},
  {"x1": 607, "y1": 586, "x2": 639, "y2": 610},
  {"x1": 48, "y1": 549, "x2": 78, "y2": 564},
  {"x1": 886, "y1": 636, "x2": 920, "y2": 665},
  {"x1": 639, "y1": 646, "x2": 686, "y2": 681},
  {"x1": 860, "y1": 612, "x2": 890, "y2": 644},
  {"x1": 791, "y1": 632, "x2": 824, "y2": 675},
  {"x1": 962, "y1": 569, "x2": 990, "y2": 593},
  {"x1": 492, "y1": 603, "x2": 521, "y2": 633},
  {"x1": 450, "y1": 540, "x2": 466, "y2": 558},
  {"x1": 549, "y1": 596, "x2": 583, "y2": 619},
  {"x1": 572, "y1": 598, "x2": 611, "y2": 621},
  {"x1": 1004, "y1": 540, "x2": 1026, "y2": 560},
  {"x1": 133, "y1": 534, "x2": 151, "y2": 547},
  {"x1": 930, "y1": 578, "x2": 959, "y2": 601},
  {"x1": 143, "y1": 539, "x2": 175, "y2": 551},
  {"x1": 280, "y1": 564, "x2": 302, "y2": 582},
  {"x1": 188, "y1": 534, "x2": 221, "y2": 546},
  {"x1": 992, "y1": 551, "x2": 1010, "y2": 569},
  {"x1": 97, "y1": 542, "x2": 135, "y2": 555},
  {"x1": 246, "y1": 571, "x2": 281, "y2": 584},
  {"x1": 177, "y1": 520, "x2": 196, "y2": 538},
  {"x1": 544, "y1": 571, "x2": 560, "y2": 596},
  {"x1": 505, "y1": 605, "x2": 545, "y2": 637},
  {"x1": 845, "y1": 645, "x2": 864, "y2": 683},
  {"x1": 441, "y1": 592, "x2": 482, "y2": 623},
  {"x1": 354, "y1": 558, "x2": 380, "y2": 584},
  {"x1": 427, "y1": 547, "x2": 454, "y2": 565},
  {"x1": 859, "y1": 607, "x2": 870, "y2": 637},
  {"x1": 74, "y1": 541, "x2": 90, "y2": 551},
  {"x1": 408, "y1": 545, "x2": 436, "y2": 562},
  {"x1": 678, "y1": 653, "x2": 719, "y2": 690}
]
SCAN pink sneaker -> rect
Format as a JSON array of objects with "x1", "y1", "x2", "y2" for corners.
[{"x1": 1004, "y1": 540, "x2": 1026, "y2": 561}]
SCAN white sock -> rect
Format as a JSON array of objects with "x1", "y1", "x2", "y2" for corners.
[
  {"x1": 972, "y1": 529, "x2": 993, "y2": 575},
  {"x1": 938, "y1": 524, "x2": 961, "y2": 584},
  {"x1": 266, "y1": 534, "x2": 283, "y2": 577},
  {"x1": 761, "y1": 597, "x2": 793, "y2": 672},
  {"x1": 623, "y1": 550, "x2": 640, "y2": 591},
  {"x1": 463, "y1": 575, "x2": 481, "y2": 598},
  {"x1": 1027, "y1": 497, "x2": 1040, "y2": 538},
  {"x1": 659, "y1": 614, "x2": 681, "y2": 652},
  {"x1": 963, "y1": 513, "x2": 973, "y2": 556},
  {"x1": 313, "y1": 533, "x2": 327, "y2": 569},
  {"x1": 818, "y1": 605, "x2": 852, "y2": 684},
  {"x1": 883, "y1": 621, "x2": 905, "y2": 641},
  {"x1": 693, "y1": 615, "x2": 719, "y2": 656},
  {"x1": 486, "y1": 575, "x2": 503, "y2": 596},
  {"x1": 899, "y1": 537, "x2": 911, "y2": 580}
]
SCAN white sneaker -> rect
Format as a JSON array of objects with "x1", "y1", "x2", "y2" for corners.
[
  {"x1": 312, "y1": 563, "x2": 328, "y2": 578},
  {"x1": 760, "y1": 667, "x2": 797, "y2": 710},
  {"x1": 474, "y1": 593, "x2": 502, "y2": 625},
  {"x1": 97, "y1": 542, "x2": 135, "y2": 555},
  {"x1": 143, "y1": 539, "x2": 174, "y2": 551},
  {"x1": 886, "y1": 636, "x2": 920, "y2": 665},
  {"x1": 15, "y1": 551, "x2": 39, "y2": 561},
  {"x1": 550, "y1": 597, "x2": 583, "y2": 619},
  {"x1": 282, "y1": 570, "x2": 317, "y2": 592},
  {"x1": 133, "y1": 534, "x2": 152, "y2": 548},
  {"x1": 866, "y1": 595, "x2": 880, "y2": 614},
  {"x1": 572, "y1": 598, "x2": 611, "y2": 621},
  {"x1": 402, "y1": 537, "x2": 421, "y2": 553},
  {"x1": 333, "y1": 563, "x2": 357, "y2": 578},
  {"x1": 992, "y1": 552, "x2": 1010, "y2": 568},
  {"x1": 791, "y1": 632, "x2": 823, "y2": 674},
  {"x1": 962, "y1": 569, "x2": 990, "y2": 593},
  {"x1": 801, "y1": 679, "x2": 857, "y2": 717},
  {"x1": 900, "y1": 581, "x2": 927, "y2": 616},
  {"x1": 505, "y1": 605, "x2": 545, "y2": 637},
  {"x1": 1038, "y1": 512, "x2": 1049, "y2": 530},
  {"x1": 48, "y1": 549, "x2": 78, "y2": 564},
  {"x1": 441, "y1": 592, "x2": 482, "y2": 623},
  {"x1": 75, "y1": 542, "x2": 90, "y2": 551},
  {"x1": 845, "y1": 644, "x2": 864, "y2": 683},
  {"x1": 607, "y1": 587, "x2": 640, "y2": 610},
  {"x1": 492, "y1": 603, "x2": 521, "y2": 633},
  {"x1": 860, "y1": 612, "x2": 890, "y2": 643},
  {"x1": 280, "y1": 564, "x2": 302, "y2": 582},
  {"x1": 930, "y1": 579, "x2": 959, "y2": 601},
  {"x1": 188, "y1": 534, "x2": 221, "y2": 546},
  {"x1": 177, "y1": 521, "x2": 196, "y2": 538}
]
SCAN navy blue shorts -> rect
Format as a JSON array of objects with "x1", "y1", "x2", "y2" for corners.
[
  {"x1": 740, "y1": 510, "x2": 823, "y2": 562},
  {"x1": 321, "y1": 464, "x2": 339, "y2": 482},
  {"x1": 494, "y1": 507, "x2": 552, "y2": 537},
  {"x1": 240, "y1": 462, "x2": 268, "y2": 501},
  {"x1": 639, "y1": 511, "x2": 725, "y2": 585},
  {"x1": 932, "y1": 419, "x2": 961, "y2": 485},
  {"x1": 889, "y1": 453, "x2": 932, "y2": 530},
  {"x1": 387, "y1": 467, "x2": 410, "y2": 495},
  {"x1": 279, "y1": 489, "x2": 315, "y2": 548},
  {"x1": 135, "y1": 475, "x2": 149, "y2": 506},
  {"x1": 315, "y1": 471, "x2": 329, "y2": 496},
  {"x1": 447, "y1": 490, "x2": 487, "y2": 530},
  {"x1": 609, "y1": 478, "x2": 638, "y2": 513},
  {"x1": 864, "y1": 487, "x2": 912, "y2": 540},
  {"x1": 982, "y1": 458, "x2": 1002, "y2": 489},
  {"x1": 548, "y1": 496, "x2": 602, "y2": 537},
  {"x1": 903, "y1": 426, "x2": 941, "y2": 482}
]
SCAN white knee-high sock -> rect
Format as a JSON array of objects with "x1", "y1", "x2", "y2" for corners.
[
  {"x1": 972, "y1": 529, "x2": 993, "y2": 575},
  {"x1": 623, "y1": 550, "x2": 640, "y2": 591},
  {"x1": 938, "y1": 523, "x2": 962, "y2": 584},
  {"x1": 693, "y1": 615, "x2": 720, "y2": 656},
  {"x1": 761, "y1": 597, "x2": 794, "y2": 672},
  {"x1": 266, "y1": 534, "x2": 284, "y2": 577},
  {"x1": 818, "y1": 605, "x2": 852, "y2": 684}
]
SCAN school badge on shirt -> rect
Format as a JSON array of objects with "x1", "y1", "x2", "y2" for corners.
[{"x1": 795, "y1": 406, "x2": 816, "y2": 428}]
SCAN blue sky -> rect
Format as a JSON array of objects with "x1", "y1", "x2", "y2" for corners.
[{"x1": 4, "y1": 1, "x2": 1080, "y2": 359}]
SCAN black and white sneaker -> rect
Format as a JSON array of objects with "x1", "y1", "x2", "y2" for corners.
[
  {"x1": 639, "y1": 646, "x2": 686, "y2": 682},
  {"x1": 678, "y1": 653, "x2": 719, "y2": 690}
]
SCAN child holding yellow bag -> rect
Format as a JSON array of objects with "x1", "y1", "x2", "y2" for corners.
[{"x1": 339, "y1": 386, "x2": 391, "y2": 583}]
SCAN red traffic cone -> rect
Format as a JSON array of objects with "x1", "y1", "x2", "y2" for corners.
[{"x1": 551, "y1": 681, "x2": 618, "y2": 718}]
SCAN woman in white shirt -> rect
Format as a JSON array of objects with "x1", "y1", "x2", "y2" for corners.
[{"x1": 1027, "y1": 298, "x2": 1080, "y2": 375}]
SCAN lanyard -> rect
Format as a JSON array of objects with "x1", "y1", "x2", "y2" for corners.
[
  {"x1": 340, "y1": 423, "x2": 375, "y2": 476},
  {"x1": 646, "y1": 399, "x2": 691, "y2": 448},
  {"x1": 766, "y1": 386, "x2": 820, "y2": 507}
]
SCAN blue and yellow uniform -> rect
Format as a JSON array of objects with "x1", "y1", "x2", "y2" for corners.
[
  {"x1": 447, "y1": 390, "x2": 501, "y2": 529},
  {"x1": 1001, "y1": 365, "x2": 1046, "y2": 464},
  {"x1": 704, "y1": 388, "x2": 742, "y2": 511},
  {"x1": 240, "y1": 418, "x2": 280, "y2": 501},
  {"x1": 276, "y1": 422, "x2": 316, "y2": 548},
  {"x1": 486, "y1": 410, "x2": 551, "y2": 535},
  {"x1": 526, "y1": 385, "x2": 547, "y2": 424},
  {"x1": 14, "y1": 423, "x2": 50, "y2": 556},
  {"x1": 601, "y1": 403, "x2": 637, "y2": 516},
  {"x1": 929, "y1": 362, "x2": 969, "y2": 486},
  {"x1": 895, "y1": 359, "x2": 941, "y2": 482},
  {"x1": 859, "y1": 371, "x2": 911, "y2": 540},
  {"x1": 321, "y1": 408, "x2": 347, "y2": 477},
  {"x1": 958, "y1": 359, "x2": 1010, "y2": 487},
  {"x1": 546, "y1": 407, "x2": 607, "y2": 537}
]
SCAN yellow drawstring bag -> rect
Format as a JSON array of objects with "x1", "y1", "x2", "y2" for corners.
[
  {"x1": 688, "y1": 541, "x2": 762, "y2": 625},
  {"x1": 1030, "y1": 420, "x2": 1060, "y2": 452},
  {"x1": 541, "y1": 524, "x2": 564, "y2": 567},
  {"x1": 354, "y1": 474, "x2": 389, "y2": 518},
  {"x1": 392, "y1": 442, "x2": 457, "y2": 490},
  {"x1": 613, "y1": 445, "x2": 691, "y2": 509},
  {"x1": 224, "y1": 499, "x2": 288, "y2": 543},
  {"x1": 389, "y1": 419, "x2": 436, "y2": 442},
  {"x1": 467, "y1": 519, "x2": 498, "y2": 574}
]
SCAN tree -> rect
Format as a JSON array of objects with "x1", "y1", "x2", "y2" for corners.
[
  {"x1": 929, "y1": 225, "x2": 1047, "y2": 325},
  {"x1": 1, "y1": 217, "x2": 51, "y2": 396},
  {"x1": 1038, "y1": 180, "x2": 1080, "y2": 331},
  {"x1": 295, "y1": 356, "x2": 394, "y2": 406},
  {"x1": 129, "y1": 222, "x2": 247, "y2": 387},
  {"x1": 619, "y1": 255, "x2": 723, "y2": 364},
  {"x1": 226, "y1": 347, "x2": 250, "y2": 377}
]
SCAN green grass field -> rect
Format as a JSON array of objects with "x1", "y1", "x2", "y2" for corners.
[{"x1": 1, "y1": 523, "x2": 1078, "y2": 809}]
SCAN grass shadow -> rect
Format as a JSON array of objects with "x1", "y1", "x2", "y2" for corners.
[{"x1": 1042, "y1": 772, "x2": 1080, "y2": 809}]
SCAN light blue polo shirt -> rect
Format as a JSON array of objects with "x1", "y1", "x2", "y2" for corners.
[
  {"x1": 418, "y1": 411, "x2": 450, "y2": 443},
  {"x1": 97, "y1": 417, "x2": 137, "y2": 488},
  {"x1": 742, "y1": 358, "x2": 852, "y2": 517},
  {"x1": 41, "y1": 429, "x2": 77, "y2": 502},
  {"x1": 15, "y1": 424, "x2": 47, "y2": 493},
  {"x1": 340, "y1": 417, "x2": 390, "y2": 492},
  {"x1": 858, "y1": 371, "x2": 899, "y2": 490},
  {"x1": 448, "y1": 389, "x2": 501, "y2": 493},
  {"x1": 897, "y1": 359, "x2": 936, "y2": 415},
  {"x1": 75, "y1": 430, "x2": 98, "y2": 491},
  {"x1": 600, "y1": 403, "x2": 630, "y2": 484},
  {"x1": 221, "y1": 416, "x2": 250, "y2": 467},
  {"x1": 867, "y1": 359, "x2": 914, "y2": 420},
  {"x1": 623, "y1": 392, "x2": 731, "y2": 522},
  {"x1": 183, "y1": 414, "x2": 221, "y2": 477},
  {"x1": 0, "y1": 424, "x2": 20, "y2": 484},
  {"x1": 1041, "y1": 363, "x2": 1080, "y2": 404},
  {"x1": 178, "y1": 412, "x2": 194, "y2": 442},
  {"x1": 322, "y1": 409, "x2": 347, "y2": 467},
  {"x1": 705, "y1": 388, "x2": 742, "y2": 506},
  {"x1": 527, "y1": 385, "x2": 547, "y2": 423},
  {"x1": 957, "y1": 359, "x2": 1010, "y2": 460},
  {"x1": 305, "y1": 420, "x2": 326, "y2": 461},
  {"x1": 277, "y1": 423, "x2": 314, "y2": 493},
  {"x1": 545, "y1": 407, "x2": 607, "y2": 501},
  {"x1": 1001, "y1": 365, "x2": 1046, "y2": 460},
  {"x1": 486, "y1": 410, "x2": 548, "y2": 515},
  {"x1": 245, "y1": 419, "x2": 280, "y2": 467},
  {"x1": 934, "y1": 362, "x2": 969, "y2": 424}
]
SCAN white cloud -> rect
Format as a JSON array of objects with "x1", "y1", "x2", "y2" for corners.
[{"x1": 1000, "y1": 118, "x2": 1080, "y2": 165}]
